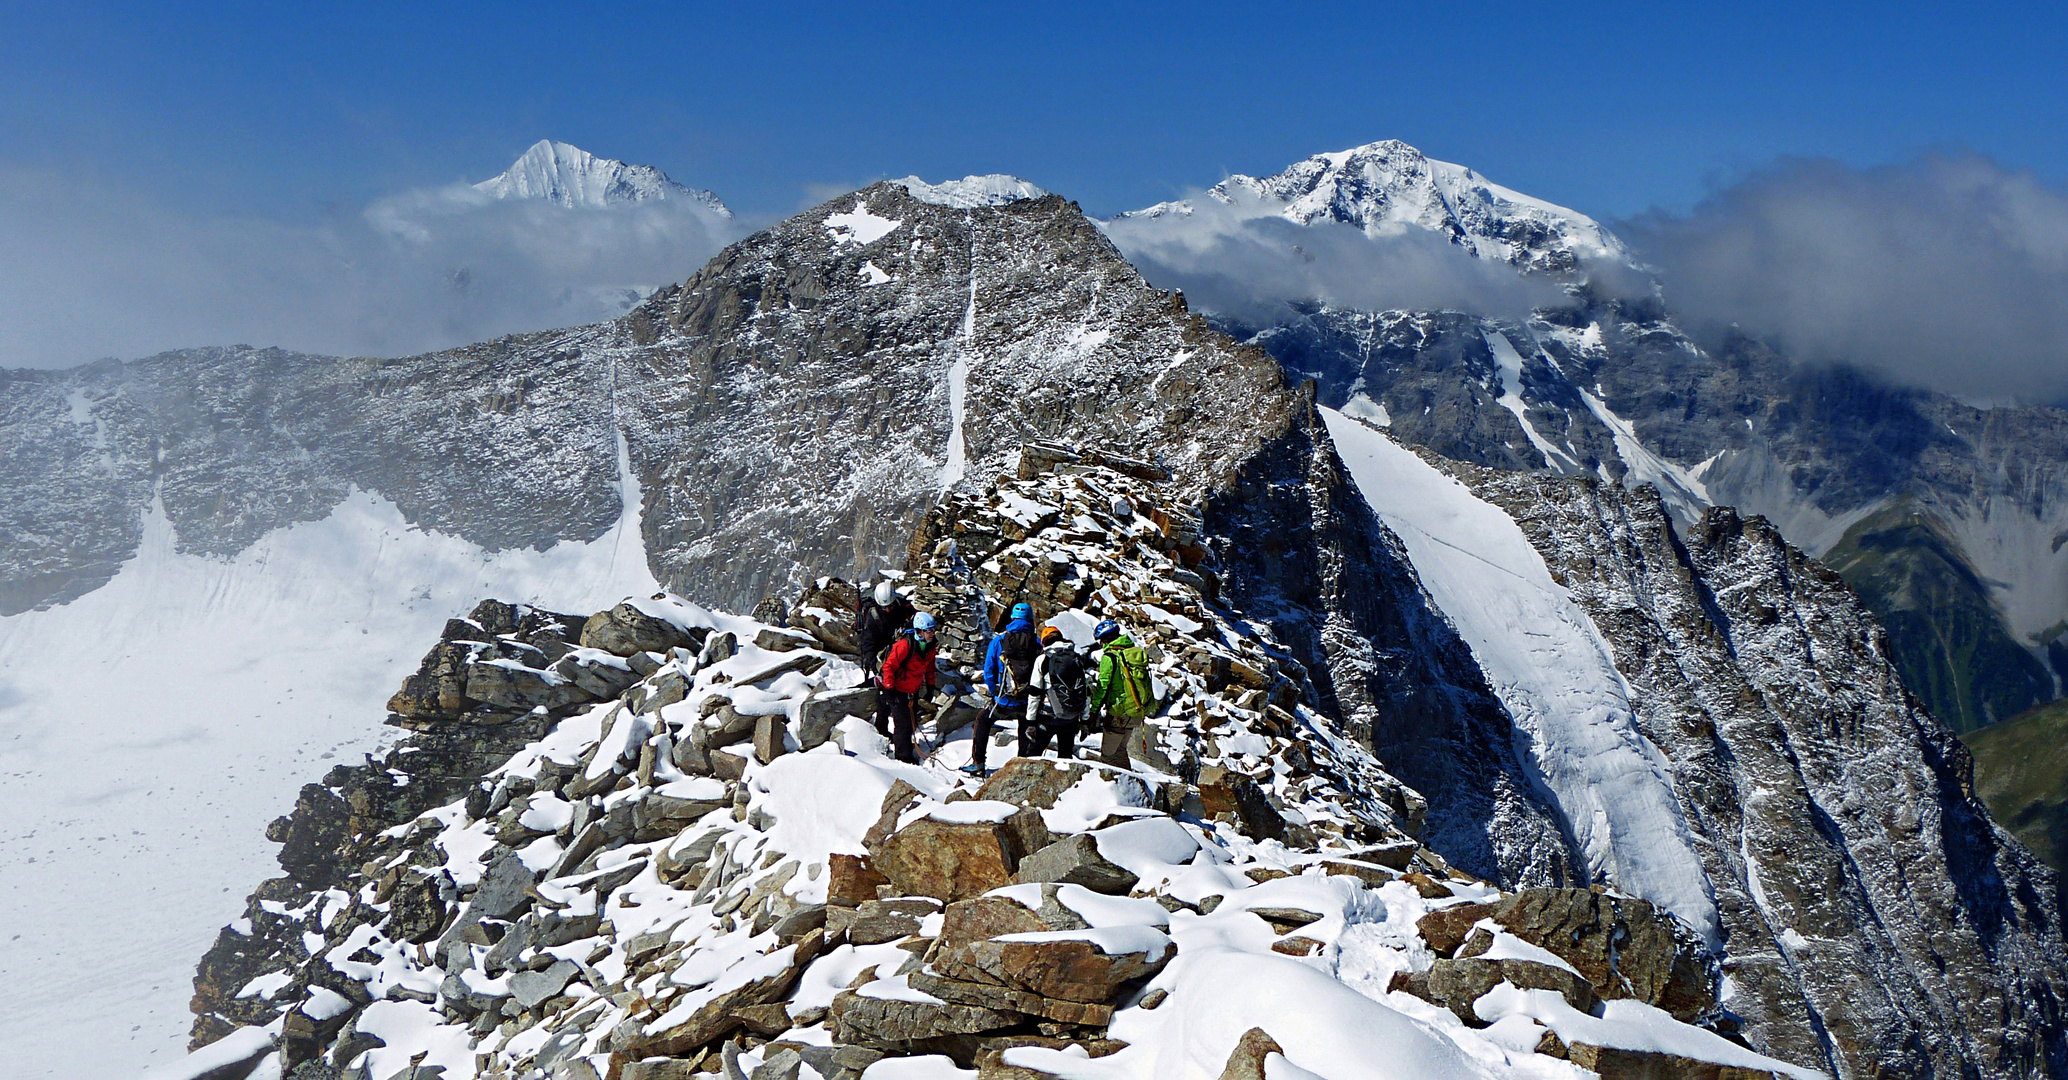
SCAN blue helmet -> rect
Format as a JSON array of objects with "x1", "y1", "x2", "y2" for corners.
[
  {"x1": 1093, "y1": 619, "x2": 1120, "y2": 643},
  {"x1": 1010, "y1": 602, "x2": 1033, "y2": 622},
  {"x1": 912, "y1": 611, "x2": 938, "y2": 631}
]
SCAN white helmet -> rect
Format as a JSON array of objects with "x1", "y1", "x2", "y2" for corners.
[{"x1": 874, "y1": 580, "x2": 896, "y2": 606}]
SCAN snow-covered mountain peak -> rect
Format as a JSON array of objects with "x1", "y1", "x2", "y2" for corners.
[
  {"x1": 891, "y1": 173, "x2": 1049, "y2": 208},
  {"x1": 1127, "y1": 139, "x2": 1631, "y2": 275},
  {"x1": 474, "y1": 139, "x2": 732, "y2": 217}
]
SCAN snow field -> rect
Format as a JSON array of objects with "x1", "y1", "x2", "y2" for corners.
[
  {"x1": 1321, "y1": 408, "x2": 1722, "y2": 946},
  {"x1": 0, "y1": 463, "x2": 657, "y2": 1078}
]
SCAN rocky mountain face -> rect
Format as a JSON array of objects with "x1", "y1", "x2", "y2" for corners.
[
  {"x1": 1120, "y1": 139, "x2": 2068, "y2": 735},
  {"x1": 173, "y1": 457, "x2": 1814, "y2": 1080},
  {"x1": 1227, "y1": 296, "x2": 2068, "y2": 734},
  {"x1": 8, "y1": 177, "x2": 2067, "y2": 1077},
  {"x1": 1434, "y1": 445, "x2": 2068, "y2": 1077}
]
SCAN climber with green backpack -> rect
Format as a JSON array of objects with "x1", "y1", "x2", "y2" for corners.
[{"x1": 1089, "y1": 618, "x2": 1155, "y2": 768}]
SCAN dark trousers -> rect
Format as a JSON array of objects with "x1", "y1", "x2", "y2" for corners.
[
  {"x1": 877, "y1": 689, "x2": 919, "y2": 763},
  {"x1": 1019, "y1": 707, "x2": 1078, "y2": 760},
  {"x1": 970, "y1": 700, "x2": 1019, "y2": 770}
]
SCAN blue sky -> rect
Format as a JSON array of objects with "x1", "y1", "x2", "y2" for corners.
[{"x1": 5, "y1": 0, "x2": 2064, "y2": 222}]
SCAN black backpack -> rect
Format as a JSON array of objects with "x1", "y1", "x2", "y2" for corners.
[
  {"x1": 998, "y1": 628, "x2": 1040, "y2": 697},
  {"x1": 1042, "y1": 644, "x2": 1090, "y2": 721},
  {"x1": 856, "y1": 595, "x2": 886, "y2": 645},
  {"x1": 856, "y1": 594, "x2": 910, "y2": 653}
]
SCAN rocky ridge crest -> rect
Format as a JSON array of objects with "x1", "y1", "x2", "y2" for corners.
[{"x1": 175, "y1": 453, "x2": 1802, "y2": 1080}]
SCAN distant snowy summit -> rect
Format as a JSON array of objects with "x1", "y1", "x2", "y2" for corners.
[
  {"x1": 474, "y1": 139, "x2": 732, "y2": 217},
  {"x1": 1125, "y1": 139, "x2": 1630, "y2": 275},
  {"x1": 893, "y1": 173, "x2": 1048, "y2": 208}
]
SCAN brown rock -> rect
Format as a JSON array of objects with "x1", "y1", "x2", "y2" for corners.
[
  {"x1": 827, "y1": 853, "x2": 890, "y2": 908},
  {"x1": 1013, "y1": 834, "x2": 1138, "y2": 895},
  {"x1": 1317, "y1": 858, "x2": 1395, "y2": 888},
  {"x1": 1219, "y1": 1028, "x2": 1284, "y2": 1080},
  {"x1": 1566, "y1": 1043, "x2": 1783, "y2": 1079},
  {"x1": 1195, "y1": 767, "x2": 1285, "y2": 842},
  {"x1": 1416, "y1": 902, "x2": 1493, "y2": 957},
  {"x1": 629, "y1": 929, "x2": 824, "y2": 1056},
  {"x1": 1270, "y1": 936, "x2": 1324, "y2": 957},
  {"x1": 932, "y1": 897, "x2": 1170, "y2": 1003},
  {"x1": 977, "y1": 758, "x2": 1151, "y2": 811},
  {"x1": 1486, "y1": 888, "x2": 1715, "y2": 1021},
  {"x1": 829, "y1": 989, "x2": 1023, "y2": 1048},
  {"x1": 1247, "y1": 908, "x2": 1323, "y2": 933},
  {"x1": 582, "y1": 601, "x2": 701, "y2": 657},
  {"x1": 871, "y1": 806, "x2": 1050, "y2": 902},
  {"x1": 754, "y1": 627, "x2": 815, "y2": 652},
  {"x1": 622, "y1": 1061, "x2": 704, "y2": 1080},
  {"x1": 734, "y1": 1002, "x2": 794, "y2": 1038},
  {"x1": 754, "y1": 714, "x2": 788, "y2": 765},
  {"x1": 1402, "y1": 872, "x2": 1454, "y2": 899},
  {"x1": 1423, "y1": 956, "x2": 1599, "y2": 1028},
  {"x1": 908, "y1": 971, "x2": 1114, "y2": 1026}
]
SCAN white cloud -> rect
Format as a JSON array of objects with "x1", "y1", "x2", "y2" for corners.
[
  {"x1": 1101, "y1": 186, "x2": 1568, "y2": 328},
  {"x1": 1624, "y1": 154, "x2": 2068, "y2": 405},
  {"x1": 0, "y1": 168, "x2": 743, "y2": 368}
]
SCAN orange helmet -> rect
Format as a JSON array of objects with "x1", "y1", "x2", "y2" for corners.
[{"x1": 1039, "y1": 625, "x2": 1064, "y2": 645}]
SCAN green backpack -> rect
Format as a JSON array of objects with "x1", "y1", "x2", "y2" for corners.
[{"x1": 1107, "y1": 643, "x2": 1155, "y2": 719}]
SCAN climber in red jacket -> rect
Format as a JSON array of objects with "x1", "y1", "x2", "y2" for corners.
[{"x1": 874, "y1": 611, "x2": 940, "y2": 763}]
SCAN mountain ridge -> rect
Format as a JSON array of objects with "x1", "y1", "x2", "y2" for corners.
[
  {"x1": 1109, "y1": 138, "x2": 2068, "y2": 736},
  {"x1": 3, "y1": 173, "x2": 2065, "y2": 1078}
]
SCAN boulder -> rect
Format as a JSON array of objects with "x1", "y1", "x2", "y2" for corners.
[
  {"x1": 829, "y1": 988, "x2": 1022, "y2": 1048},
  {"x1": 1195, "y1": 766, "x2": 1285, "y2": 842},
  {"x1": 827, "y1": 853, "x2": 891, "y2": 907},
  {"x1": 465, "y1": 661, "x2": 590, "y2": 713},
  {"x1": 932, "y1": 895, "x2": 1171, "y2": 1004},
  {"x1": 907, "y1": 970, "x2": 1114, "y2": 1026},
  {"x1": 629, "y1": 930, "x2": 825, "y2": 1056},
  {"x1": 1419, "y1": 955, "x2": 1600, "y2": 1027},
  {"x1": 755, "y1": 627, "x2": 817, "y2": 653},
  {"x1": 1012, "y1": 834, "x2": 1138, "y2": 895},
  {"x1": 581, "y1": 602, "x2": 702, "y2": 658},
  {"x1": 1219, "y1": 1028, "x2": 1284, "y2": 1080},
  {"x1": 754, "y1": 714, "x2": 790, "y2": 765},
  {"x1": 510, "y1": 960, "x2": 580, "y2": 1009},
  {"x1": 388, "y1": 640, "x2": 474, "y2": 718},
  {"x1": 633, "y1": 790, "x2": 729, "y2": 842},
  {"x1": 870, "y1": 805, "x2": 1050, "y2": 902},
  {"x1": 1565, "y1": 1044, "x2": 1786, "y2": 1080},
  {"x1": 629, "y1": 668, "x2": 690, "y2": 715},
  {"x1": 1485, "y1": 889, "x2": 1715, "y2": 1020},
  {"x1": 799, "y1": 687, "x2": 878, "y2": 750},
  {"x1": 1416, "y1": 902, "x2": 1494, "y2": 957}
]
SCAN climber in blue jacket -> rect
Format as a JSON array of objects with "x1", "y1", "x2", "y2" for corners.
[{"x1": 965, "y1": 602, "x2": 1040, "y2": 776}]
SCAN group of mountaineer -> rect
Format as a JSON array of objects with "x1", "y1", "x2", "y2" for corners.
[{"x1": 852, "y1": 580, "x2": 1155, "y2": 775}]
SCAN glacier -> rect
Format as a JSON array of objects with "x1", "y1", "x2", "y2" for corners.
[
  {"x1": 0, "y1": 449, "x2": 655, "y2": 1080},
  {"x1": 1322, "y1": 407, "x2": 1721, "y2": 946}
]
